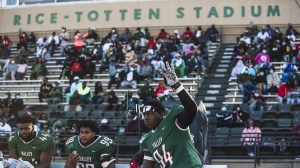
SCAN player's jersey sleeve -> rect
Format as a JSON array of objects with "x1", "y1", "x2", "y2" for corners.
[
  {"x1": 37, "y1": 132, "x2": 54, "y2": 151},
  {"x1": 8, "y1": 132, "x2": 17, "y2": 151},
  {"x1": 98, "y1": 136, "x2": 116, "y2": 156},
  {"x1": 139, "y1": 134, "x2": 150, "y2": 152},
  {"x1": 65, "y1": 136, "x2": 76, "y2": 154}
]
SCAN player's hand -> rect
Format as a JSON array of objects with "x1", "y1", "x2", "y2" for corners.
[
  {"x1": 65, "y1": 153, "x2": 79, "y2": 168},
  {"x1": 155, "y1": 62, "x2": 179, "y2": 87}
]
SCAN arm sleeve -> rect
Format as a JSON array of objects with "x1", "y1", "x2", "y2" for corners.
[{"x1": 176, "y1": 88, "x2": 198, "y2": 128}]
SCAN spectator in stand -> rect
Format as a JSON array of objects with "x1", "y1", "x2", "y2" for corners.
[
  {"x1": 125, "y1": 114, "x2": 147, "y2": 134},
  {"x1": 74, "y1": 30, "x2": 85, "y2": 50},
  {"x1": 186, "y1": 54, "x2": 198, "y2": 76},
  {"x1": 38, "y1": 77, "x2": 53, "y2": 103},
  {"x1": 269, "y1": 40, "x2": 283, "y2": 61},
  {"x1": 83, "y1": 56, "x2": 96, "y2": 79},
  {"x1": 286, "y1": 23, "x2": 299, "y2": 37},
  {"x1": 36, "y1": 37, "x2": 49, "y2": 58},
  {"x1": 231, "y1": 60, "x2": 246, "y2": 78},
  {"x1": 59, "y1": 27, "x2": 70, "y2": 58},
  {"x1": 157, "y1": 29, "x2": 169, "y2": 41},
  {"x1": 1, "y1": 35, "x2": 12, "y2": 59},
  {"x1": 206, "y1": 24, "x2": 219, "y2": 43},
  {"x1": 182, "y1": 26, "x2": 194, "y2": 39},
  {"x1": 248, "y1": 89, "x2": 272, "y2": 113},
  {"x1": 254, "y1": 47, "x2": 270, "y2": 65},
  {"x1": 125, "y1": 44, "x2": 137, "y2": 67},
  {"x1": 67, "y1": 123, "x2": 78, "y2": 134},
  {"x1": 159, "y1": 89, "x2": 175, "y2": 102},
  {"x1": 17, "y1": 32, "x2": 28, "y2": 56},
  {"x1": 216, "y1": 106, "x2": 233, "y2": 127},
  {"x1": 243, "y1": 80, "x2": 257, "y2": 104},
  {"x1": 121, "y1": 67, "x2": 138, "y2": 89},
  {"x1": 196, "y1": 47, "x2": 208, "y2": 78},
  {"x1": 144, "y1": 27, "x2": 151, "y2": 40},
  {"x1": 255, "y1": 68, "x2": 268, "y2": 94},
  {"x1": 104, "y1": 27, "x2": 119, "y2": 43},
  {"x1": 133, "y1": 27, "x2": 144, "y2": 47},
  {"x1": 154, "y1": 81, "x2": 167, "y2": 99},
  {"x1": 30, "y1": 58, "x2": 48, "y2": 80},
  {"x1": 172, "y1": 53, "x2": 185, "y2": 78},
  {"x1": 36, "y1": 112, "x2": 50, "y2": 131},
  {"x1": 92, "y1": 81, "x2": 105, "y2": 104},
  {"x1": 108, "y1": 68, "x2": 121, "y2": 89},
  {"x1": 106, "y1": 90, "x2": 118, "y2": 111},
  {"x1": 64, "y1": 90, "x2": 83, "y2": 112},
  {"x1": 47, "y1": 81, "x2": 63, "y2": 104},
  {"x1": 241, "y1": 119, "x2": 261, "y2": 157},
  {"x1": 266, "y1": 66, "x2": 281, "y2": 93},
  {"x1": 199, "y1": 30, "x2": 209, "y2": 46},
  {"x1": 120, "y1": 28, "x2": 132, "y2": 44},
  {"x1": 52, "y1": 120, "x2": 66, "y2": 156},
  {"x1": 0, "y1": 115, "x2": 12, "y2": 137},
  {"x1": 138, "y1": 80, "x2": 154, "y2": 103},
  {"x1": 99, "y1": 119, "x2": 115, "y2": 136},
  {"x1": 151, "y1": 55, "x2": 163, "y2": 78},
  {"x1": 70, "y1": 57, "x2": 83, "y2": 79},
  {"x1": 185, "y1": 45, "x2": 197, "y2": 56},
  {"x1": 256, "y1": 27, "x2": 271, "y2": 42},
  {"x1": 83, "y1": 28, "x2": 99, "y2": 45},
  {"x1": 27, "y1": 32, "x2": 36, "y2": 48},
  {"x1": 2, "y1": 59, "x2": 18, "y2": 81},
  {"x1": 48, "y1": 32, "x2": 60, "y2": 47},
  {"x1": 232, "y1": 105, "x2": 249, "y2": 127},
  {"x1": 138, "y1": 60, "x2": 153, "y2": 81},
  {"x1": 78, "y1": 81, "x2": 91, "y2": 105},
  {"x1": 15, "y1": 60, "x2": 28, "y2": 80},
  {"x1": 277, "y1": 77, "x2": 294, "y2": 104},
  {"x1": 66, "y1": 76, "x2": 82, "y2": 103},
  {"x1": 194, "y1": 26, "x2": 202, "y2": 39}
]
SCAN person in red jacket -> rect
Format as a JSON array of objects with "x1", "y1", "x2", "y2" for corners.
[
  {"x1": 154, "y1": 81, "x2": 167, "y2": 98},
  {"x1": 277, "y1": 78, "x2": 294, "y2": 104}
]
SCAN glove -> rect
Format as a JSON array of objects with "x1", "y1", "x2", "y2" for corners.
[
  {"x1": 130, "y1": 160, "x2": 141, "y2": 168},
  {"x1": 155, "y1": 62, "x2": 179, "y2": 87}
]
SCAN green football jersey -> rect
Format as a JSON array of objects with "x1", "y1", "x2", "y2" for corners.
[
  {"x1": 8, "y1": 131, "x2": 54, "y2": 166},
  {"x1": 140, "y1": 105, "x2": 202, "y2": 168},
  {"x1": 65, "y1": 135, "x2": 116, "y2": 168}
]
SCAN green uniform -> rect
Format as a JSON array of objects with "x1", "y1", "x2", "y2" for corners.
[
  {"x1": 8, "y1": 131, "x2": 54, "y2": 166},
  {"x1": 140, "y1": 105, "x2": 202, "y2": 168},
  {"x1": 65, "y1": 135, "x2": 116, "y2": 168}
]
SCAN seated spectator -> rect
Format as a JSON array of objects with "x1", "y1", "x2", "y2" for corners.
[
  {"x1": 64, "y1": 91, "x2": 83, "y2": 112},
  {"x1": 104, "y1": 27, "x2": 119, "y2": 43},
  {"x1": 92, "y1": 81, "x2": 105, "y2": 104},
  {"x1": 47, "y1": 81, "x2": 63, "y2": 104},
  {"x1": 78, "y1": 81, "x2": 91, "y2": 105},
  {"x1": 266, "y1": 66, "x2": 281, "y2": 93},
  {"x1": 67, "y1": 123, "x2": 78, "y2": 134},
  {"x1": 0, "y1": 115, "x2": 12, "y2": 137},
  {"x1": 121, "y1": 67, "x2": 138, "y2": 89},
  {"x1": 154, "y1": 81, "x2": 167, "y2": 99},
  {"x1": 36, "y1": 112, "x2": 50, "y2": 133},
  {"x1": 17, "y1": 32, "x2": 29, "y2": 58},
  {"x1": 151, "y1": 55, "x2": 163, "y2": 78},
  {"x1": 66, "y1": 76, "x2": 82, "y2": 103},
  {"x1": 240, "y1": 119, "x2": 261, "y2": 157},
  {"x1": 2, "y1": 59, "x2": 18, "y2": 81},
  {"x1": 120, "y1": 28, "x2": 132, "y2": 44},
  {"x1": 106, "y1": 90, "x2": 118, "y2": 111},
  {"x1": 182, "y1": 26, "x2": 194, "y2": 39},
  {"x1": 70, "y1": 58, "x2": 84, "y2": 79},
  {"x1": 138, "y1": 80, "x2": 154, "y2": 103},
  {"x1": 125, "y1": 114, "x2": 147, "y2": 135},
  {"x1": 196, "y1": 48, "x2": 208, "y2": 77},
  {"x1": 38, "y1": 77, "x2": 53, "y2": 103},
  {"x1": 172, "y1": 53, "x2": 185, "y2": 78},
  {"x1": 138, "y1": 60, "x2": 153, "y2": 81},
  {"x1": 83, "y1": 56, "x2": 96, "y2": 79},
  {"x1": 52, "y1": 120, "x2": 67, "y2": 156},
  {"x1": 231, "y1": 60, "x2": 246, "y2": 77},
  {"x1": 242, "y1": 80, "x2": 257, "y2": 103},
  {"x1": 247, "y1": 89, "x2": 272, "y2": 113},
  {"x1": 277, "y1": 77, "x2": 293, "y2": 104},
  {"x1": 99, "y1": 119, "x2": 116, "y2": 136},
  {"x1": 27, "y1": 32, "x2": 36, "y2": 48},
  {"x1": 1, "y1": 35, "x2": 12, "y2": 59},
  {"x1": 108, "y1": 69, "x2": 121, "y2": 89},
  {"x1": 125, "y1": 45, "x2": 137, "y2": 67},
  {"x1": 83, "y1": 28, "x2": 99, "y2": 45},
  {"x1": 254, "y1": 47, "x2": 270, "y2": 65},
  {"x1": 30, "y1": 58, "x2": 48, "y2": 80},
  {"x1": 15, "y1": 60, "x2": 28, "y2": 80},
  {"x1": 48, "y1": 32, "x2": 60, "y2": 47},
  {"x1": 157, "y1": 29, "x2": 169, "y2": 41},
  {"x1": 216, "y1": 106, "x2": 233, "y2": 127},
  {"x1": 186, "y1": 54, "x2": 198, "y2": 75},
  {"x1": 36, "y1": 37, "x2": 49, "y2": 58},
  {"x1": 232, "y1": 105, "x2": 249, "y2": 127},
  {"x1": 255, "y1": 69, "x2": 267, "y2": 94}
]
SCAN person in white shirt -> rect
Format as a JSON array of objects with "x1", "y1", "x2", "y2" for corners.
[
  {"x1": 0, "y1": 116, "x2": 12, "y2": 137},
  {"x1": 256, "y1": 28, "x2": 270, "y2": 42},
  {"x1": 36, "y1": 37, "x2": 49, "y2": 58},
  {"x1": 48, "y1": 32, "x2": 60, "y2": 47},
  {"x1": 59, "y1": 27, "x2": 70, "y2": 57},
  {"x1": 66, "y1": 76, "x2": 82, "y2": 103}
]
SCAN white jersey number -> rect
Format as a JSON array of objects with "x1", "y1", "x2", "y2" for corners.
[
  {"x1": 77, "y1": 163, "x2": 95, "y2": 168},
  {"x1": 153, "y1": 144, "x2": 173, "y2": 168}
]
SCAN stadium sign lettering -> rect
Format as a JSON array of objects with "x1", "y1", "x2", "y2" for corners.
[{"x1": 12, "y1": 5, "x2": 280, "y2": 26}]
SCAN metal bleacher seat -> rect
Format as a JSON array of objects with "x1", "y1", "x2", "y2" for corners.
[
  {"x1": 249, "y1": 111, "x2": 263, "y2": 121},
  {"x1": 102, "y1": 111, "x2": 116, "y2": 119},
  {"x1": 262, "y1": 111, "x2": 278, "y2": 120},
  {"x1": 277, "y1": 118, "x2": 293, "y2": 128},
  {"x1": 89, "y1": 110, "x2": 103, "y2": 119},
  {"x1": 293, "y1": 111, "x2": 300, "y2": 119},
  {"x1": 278, "y1": 111, "x2": 293, "y2": 119},
  {"x1": 293, "y1": 118, "x2": 300, "y2": 126},
  {"x1": 278, "y1": 104, "x2": 291, "y2": 112}
]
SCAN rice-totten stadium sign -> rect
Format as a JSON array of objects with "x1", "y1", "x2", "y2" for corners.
[{"x1": 0, "y1": 0, "x2": 300, "y2": 33}]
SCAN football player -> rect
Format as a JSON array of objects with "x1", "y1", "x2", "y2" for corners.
[
  {"x1": 139, "y1": 62, "x2": 205, "y2": 168},
  {"x1": 65, "y1": 120, "x2": 116, "y2": 168},
  {"x1": 8, "y1": 111, "x2": 54, "y2": 168}
]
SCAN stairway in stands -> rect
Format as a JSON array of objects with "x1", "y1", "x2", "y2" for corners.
[{"x1": 195, "y1": 43, "x2": 235, "y2": 131}]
